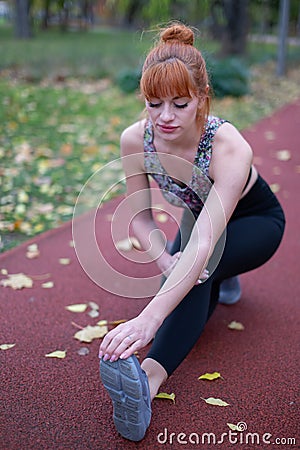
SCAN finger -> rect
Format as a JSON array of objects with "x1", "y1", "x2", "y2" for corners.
[
  {"x1": 119, "y1": 339, "x2": 143, "y2": 360},
  {"x1": 102, "y1": 332, "x2": 136, "y2": 361}
]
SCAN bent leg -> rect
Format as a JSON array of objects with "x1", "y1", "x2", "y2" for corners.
[{"x1": 146, "y1": 212, "x2": 285, "y2": 377}]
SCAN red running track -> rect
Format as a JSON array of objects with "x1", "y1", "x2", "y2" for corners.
[{"x1": 1, "y1": 100, "x2": 300, "y2": 450}]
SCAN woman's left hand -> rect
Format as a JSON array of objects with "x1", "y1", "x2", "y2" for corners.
[{"x1": 99, "y1": 314, "x2": 160, "y2": 362}]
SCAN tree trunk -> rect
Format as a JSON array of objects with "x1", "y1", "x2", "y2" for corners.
[
  {"x1": 14, "y1": 0, "x2": 32, "y2": 39},
  {"x1": 222, "y1": 0, "x2": 249, "y2": 55}
]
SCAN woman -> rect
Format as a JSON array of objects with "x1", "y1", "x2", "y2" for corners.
[{"x1": 99, "y1": 22, "x2": 285, "y2": 441}]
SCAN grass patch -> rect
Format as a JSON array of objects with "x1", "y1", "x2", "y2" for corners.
[{"x1": 0, "y1": 25, "x2": 299, "y2": 252}]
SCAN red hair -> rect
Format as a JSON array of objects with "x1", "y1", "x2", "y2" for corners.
[{"x1": 140, "y1": 23, "x2": 210, "y2": 125}]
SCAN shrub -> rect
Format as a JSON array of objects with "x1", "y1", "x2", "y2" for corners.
[{"x1": 207, "y1": 57, "x2": 250, "y2": 98}]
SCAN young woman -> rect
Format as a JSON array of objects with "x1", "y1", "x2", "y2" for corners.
[{"x1": 99, "y1": 22, "x2": 285, "y2": 441}]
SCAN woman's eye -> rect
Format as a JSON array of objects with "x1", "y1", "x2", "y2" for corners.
[
  {"x1": 174, "y1": 103, "x2": 188, "y2": 109},
  {"x1": 148, "y1": 102, "x2": 162, "y2": 108}
]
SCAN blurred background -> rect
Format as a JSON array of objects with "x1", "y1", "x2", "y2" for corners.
[{"x1": 0, "y1": 0, "x2": 300, "y2": 251}]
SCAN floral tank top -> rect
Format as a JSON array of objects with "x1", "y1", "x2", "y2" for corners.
[{"x1": 144, "y1": 116, "x2": 227, "y2": 215}]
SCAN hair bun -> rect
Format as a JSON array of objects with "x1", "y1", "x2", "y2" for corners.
[{"x1": 160, "y1": 24, "x2": 194, "y2": 46}]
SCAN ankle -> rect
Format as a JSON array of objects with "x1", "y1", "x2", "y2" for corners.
[{"x1": 141, "y1": 358, "x2": 168, "y2": 401}]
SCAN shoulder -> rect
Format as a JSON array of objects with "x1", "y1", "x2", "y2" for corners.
[
  {"x1": 213, "y1": 121, "x2": 252, "y2": 159},
  {"x1": 120, "y1": 119, "x2": 146, "y2": 156}
]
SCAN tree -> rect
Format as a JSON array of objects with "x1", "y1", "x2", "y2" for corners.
[
  {"x1": 210, "y1": 0, "x2": 249, "y2": 55},
  {"x1": 14, "y1": 0, "x2": 32, "y2": 38}
]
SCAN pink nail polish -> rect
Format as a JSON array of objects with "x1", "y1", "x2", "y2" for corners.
[
  {"x1": 99, "y1": 351, "x2": 103, "y2": 359},
  {"x1": 103, "y1": 354, "x2": 110, "y2": 361}
]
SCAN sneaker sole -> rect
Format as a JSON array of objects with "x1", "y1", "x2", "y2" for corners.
[{"x1": 100, "y1": 355, "x2": 151, "y2": 441}]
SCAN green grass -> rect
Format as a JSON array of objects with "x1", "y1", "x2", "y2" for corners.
[{"x1": 0, "y1": 25, "x2": 299, "y2": 252}]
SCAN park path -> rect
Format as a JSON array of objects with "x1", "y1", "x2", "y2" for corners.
[{"x1": 1, "y1": 99, "x2": 300, "y2": 450}]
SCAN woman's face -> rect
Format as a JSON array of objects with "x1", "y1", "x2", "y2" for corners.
[{"x1": 145, "y1": 95, "x2": 200, "y2": 140}]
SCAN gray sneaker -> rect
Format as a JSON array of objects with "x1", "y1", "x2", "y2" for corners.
[
  {"x1": 100, "y1": 355, "x2": 151, "y2": 441},
  {"x1": 218, "y1": 276, "x2": 241, "y2": 305}
]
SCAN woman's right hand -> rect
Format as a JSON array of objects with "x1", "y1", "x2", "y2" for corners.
[{"x1": 157, "y1": 251, "x2": 209, "y2": 284}]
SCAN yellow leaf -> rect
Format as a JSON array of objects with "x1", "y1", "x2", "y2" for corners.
[
  {"x1": 228, "y1": 321, "x2": 245, "y2": 331},
  {"x1": 26, "y1": 243, "x2": 40, "y2": 259},
  {"x1": 270, "y1": 183, "x2": 280, "y2": 193},
  {"x1": 45, "y1": 350, "x2": 66, "y2": 358},
  {"x1": 109, "y1": 319, "x2": 127, "y2": 326},
  {"x1": 276, "y1": 149, "x2": 291, "y2": 161},
  {"x1": 74, "y1": 325, "x2": 108, "y2": 343},
  {"x1": 59, "y1": 258, "x2": 71, "y2": 265},
  {"x1": 97, "y1": 320, "x2": 108, "y2": 327},
  {"x1": 198, "y1": 371, "x2": 222, "y2": 381},
  {"x1": 201, "y1": 397, "x2": 230, "y2": 407},
  {"x1": 156, "y1": 213, "x2": 168, "y2": 223},
  {"x1": 227, "y1": 423, "x2": 239, "y2": 431},
  {"x1": 0, "y1": 273, "x2": 33, "y2": 290},
  {"x1": 42, "y1": 281, "x2": 54, "y2": 289},
  {"x1": 65, "y1": 303, "x2": 87, "y2": 313},
  {"x1": 155, "y1": 392, "x2": 176, "y2": 403},
  {"x1": 0, "y1": 343, "x2": 16, "y2": 350}
]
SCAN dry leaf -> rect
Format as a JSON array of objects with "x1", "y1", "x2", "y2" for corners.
[
  {"x1": 97, "y1": 320, "x2": 108, "y2": 326},
  {"x1": 276, "y1": 149, "x2": 291, "y2": 161},
  {"x1": 115, "y1": 237, "x2": 141, "y2": 252},
  {"x1": 26, "y1": 243, "x2": 40, "y2": 259},
  {"x1": 270, "y1": 183, "x2": 280, "y2": 193},
  {"x1": 228, "y1": 321, "x2": 245, "y2": 331},
  {"x1": 65, "y1": 303, "x2": 87, "y2": 313},
  {"x1": 42, "y1": 281, "x2": 54, "y2": 289},
  {"x1": 264, "y1": 130, "x2": 276, "y2": 141},
  {"x1": 156, "y1": 213, "x2": 168, "y2": 223},
  {"x1": 59, "y1": 258, "x2": 71, "y2": 265},
  {"x1": 0, "y1": 343, "x2": 16, "y2": 350},
  {"x1": 1, "y1": 273, "x2": 33, "y2": 289},
  {"x1": 198, "y1": 371, "x2": 222, "y2": 381},
  {"x1": 88, "y1": 309, "x2": 99, "y2": 318},
  {"x1": 109, "y1": 319, "x2": 127, "y2": 326},
  {"x1": 155, "y1": 392, "x2": 176, "y2": 403},
  {"x1": 77, "y1": 347, "x2": 90, "y2": 356},
  {"x1": 74, "y1": 324, "x2": 108, "y2": 343},
  {"x1": 45, "y1": 350, "x2": 66, "y2": 359},
  {"x1": 201, "y1": 397, "x2": 230, "y2": 407}
]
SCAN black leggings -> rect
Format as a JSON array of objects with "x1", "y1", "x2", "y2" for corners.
[{"x1": 146, "y1": 176, "x2": 285, "y2": 376}]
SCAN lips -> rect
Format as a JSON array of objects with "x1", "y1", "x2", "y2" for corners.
[{"x1": 157, "y1": 124, "x2": 178, "y2": 133}]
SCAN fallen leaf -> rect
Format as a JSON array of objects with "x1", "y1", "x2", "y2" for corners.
[
  {"x1": 276, "y1": 149, "x2": 291, "y2": 161},
  {"x1": 156, "y1": 213, "x2": 168, "y2": 223},
  {"x1": 26, "y1": 243, "x2": 40, "y2": 259},
  {"x1": 0, "y1": 273, "x2": 33, "y2": 289},
  {"x1": 264, "y1": 130, "x2": 276, "y2": 141},
  {"x1": 0, "y1": 343, "x2": 16, "y2": 350},
  {"x1": 88, "y1": 309, "x2": 99, "y2": 318},
  {"x1": 88, "y1": 301, "x2": 99, "y2": 311},
  {"x1": 228, "y1": 321, "x2": 245, "y2": 331},
  {"x1": 115, "y1": 236, "x2": 141, "y2": 252},
  {"x1": 77, "y1": 347, "x2": 90, "y2": 356},
  {"x1": 1, "y1": 268, "x2": 8, "y2": 275},
  {"x1": 155, "y1": 392, "x2": 176, "y2": 403},
  {"x1": 65, "y1": 303, "x2": 87, "y2": 313},
  {"x1": 97, "y1": 319, "x2": 108, "y2": 326},
  {"x1": 270, "y1": 183, "x2": 280, "y2": 193},
  {"x1": 59, "y1": 258, "x2": 71, "y2": 265},
  {"x1": 74, "y1": 324, "x2": 108, "y2": 343},
  {"x1": 198, "y1": 372, "x2": 222, "y2": 381},
  {"x1": 201, "y1": 397, "x2": 230, "y2": 407},
  {"x1": 45, "y1": 350, "x2": 66, "y2": 359},
  {"x1": 109, "y1": 319, "x2": 127, "y2": 326},
  {"x1": 42, "y1": 281, "x2": 54, "y2": 289}
]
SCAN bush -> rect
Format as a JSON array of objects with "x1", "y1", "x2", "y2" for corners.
[
  {"x1": 207, "y1": 57, "x2": 250, "y2": 98},
  {"x1": 115, "y1": 67, "x2": 141, "y2": 93}
]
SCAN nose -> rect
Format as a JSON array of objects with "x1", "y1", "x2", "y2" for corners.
[{"x1": 160, "y1": 104, "x2": 174, "y2": 122}]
